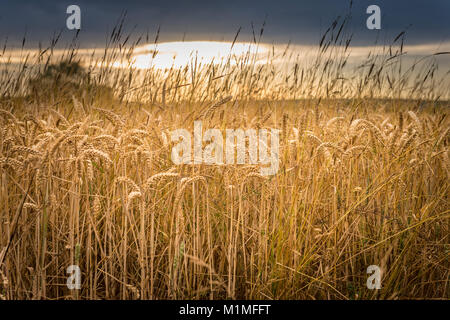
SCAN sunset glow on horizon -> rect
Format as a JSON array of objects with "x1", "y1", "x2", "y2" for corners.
[{"x1": 112, "y1": 41, "x2": 270, "y2": 70}]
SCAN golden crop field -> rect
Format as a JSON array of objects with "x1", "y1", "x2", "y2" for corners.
[{"x1": 0, "y1": 17, "x2": 449, "y2": 300}]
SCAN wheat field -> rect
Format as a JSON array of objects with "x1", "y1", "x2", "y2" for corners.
[{"x1": 0, "y1": 18, "x2": 449, "y2": 300}]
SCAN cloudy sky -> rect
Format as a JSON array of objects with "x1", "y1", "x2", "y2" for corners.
[{"x1": 0, "y1": 0, "x2": 449, "y2": 48}]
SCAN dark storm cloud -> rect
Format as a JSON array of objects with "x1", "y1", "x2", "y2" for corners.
[{"x1": 0, "y1": 0, "x2": 449, "y2": 47}]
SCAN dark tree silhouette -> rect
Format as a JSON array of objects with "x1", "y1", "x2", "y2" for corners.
[{"x1": 28, "y1": 60, "x2": 113, "y2": 104}]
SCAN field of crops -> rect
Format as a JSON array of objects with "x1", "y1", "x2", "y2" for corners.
[{"x1": 0, "y1": 17, "x2": 448, "y2": 299}]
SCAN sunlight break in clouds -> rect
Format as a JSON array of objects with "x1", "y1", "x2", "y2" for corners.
[{"x1": 112, "y1": 41, "x2": 269, "y2": 70}]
